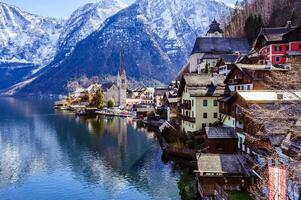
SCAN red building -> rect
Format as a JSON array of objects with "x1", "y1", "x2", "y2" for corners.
[{"x1": 254, "y1": 21, "x2": 301, "y2": 65}]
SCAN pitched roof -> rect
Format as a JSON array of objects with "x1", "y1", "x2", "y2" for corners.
[
  {"x1": 237, "y1": 91, "x2": 301, "y2": 102},
  {"x1": 196, "y1": 154, "x2": 251, "y2": 175},
  {"x1": 241, "y1": 102, "x2": 301, "y2": 146},
  {"x1": 102, "y1": 82, "x2": 116, "y2": 91},
  {"x1": 191, "y1": 37, "x2": 250, "y2": 55},
  {"x1": 258, "y1": 26, "x2": 297, "y2": 42},
  {"x1": 178, "y1": 74, "x2": 227, "y2": 97},
  {"x1": 224, "y1": 63, "x2": 287, "y2": 83},
  {"x1": 206, "y1": 127, "x2": 237, "y2": 139},
  {"x1": 254, "y1": 22, "x2": 301, "y2": 48},
  {"x1": 154, "y1": 87, "x2": 169, "y2": 96}
]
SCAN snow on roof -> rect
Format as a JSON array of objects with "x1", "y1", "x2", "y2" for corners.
[{"x1": 238, "y1": 91, "x2": 301, "y2": 102}]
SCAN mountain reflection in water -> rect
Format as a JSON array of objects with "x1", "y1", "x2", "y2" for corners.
[{"x1": 0, "y1": 97, "x2": 194, "y2": 200}]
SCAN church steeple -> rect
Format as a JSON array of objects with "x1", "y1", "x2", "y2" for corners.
[
  {"x1": 206, "y1": 18, "x2": 224, "y2": 38},
  {"x1": 119, "y1": 50, "x2": 126, "y2": 76},
  {"x1": 117, "y1": 50, "x2": 127, "y2": 107}
]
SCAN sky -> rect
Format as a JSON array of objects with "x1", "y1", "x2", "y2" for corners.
[{"x1": 1, "y1": 0, "x2": 237, "y2": 19}]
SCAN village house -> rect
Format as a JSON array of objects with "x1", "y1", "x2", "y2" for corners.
[
  {"x1": 195, "y1": 154, "x2": 255, "y2": 199},
  {"x1": 204, "y1": 127, "x2": 238, "y2": 154},
  {"x1": 254, "y1": 21, "x2": 301, "y2": 65},
  {"x1": 140, "y1": 87, "x2": 154, "y2": 105},
  {"x1": 217, "y1": 55, "x2": 254, "y2": 77},
  {"x1": 219, "y1": 90, "x2": 301, "y2": 155},
  {"x1": 224, "y1": 63, "x2": 288, "y2": 92},
  {"x1": 126, "y1": 88, "x2": 142, "y2": 106},
  {"x1": 154, "y1": 87, "x2": 169, "y2": 108},
  {"x1": 162, "y1": 90, "x2": 179, "y2": 121},
  {"x1": 177, "y1": 74, "x2": 228, "y2": 133}
]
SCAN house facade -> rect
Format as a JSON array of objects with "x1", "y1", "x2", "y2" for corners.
[
  {"x1": 154, "y1": 87, "x2": 169, "y2": 108},
  {"x1": 195, "y1": 154, "x2": 255, "y2": 199},
  {"x1": 224, "y1": 63, "x2": 288, "y2": 92},
  {"x1": 220, "y1": 91, "x2": 301, "y2": 154},
  {"x1": 177, "y1": 74, "x2": 227, "y2": 133},
  {"x1": 254, "y1": 21, "x2": 301, "y2": 65},
  {"x1": 205, "y1": 127, "x2": 238, "y2": 154}
]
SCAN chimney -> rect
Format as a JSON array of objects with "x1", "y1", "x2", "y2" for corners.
[
  {"x1": 211, "y1": 74, "x2": 218, "y2": 86},
  {"x1": 287, "y1": 21, "x2": 292, "y2": 28}
]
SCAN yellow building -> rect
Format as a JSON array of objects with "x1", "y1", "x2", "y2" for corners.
[{"x1": 178, "y1": 74, "x2": 227, "y2": 133}]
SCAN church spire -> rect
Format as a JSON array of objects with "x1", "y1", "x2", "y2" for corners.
[{"x1": 119, "y1": 50, "x2": 126, "y2": 76}]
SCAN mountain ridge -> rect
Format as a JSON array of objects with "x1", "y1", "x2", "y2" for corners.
[{"x1": 0, "y1": 0, "x2": 231, "y2": 95}]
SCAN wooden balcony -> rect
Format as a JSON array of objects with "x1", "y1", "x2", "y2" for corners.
[
  {"x1": 180, "y1": 114, "x2": 196, "y2": 123},
  {"x1": 180, "y1": 103, "x2": 191, "y2": 110}
]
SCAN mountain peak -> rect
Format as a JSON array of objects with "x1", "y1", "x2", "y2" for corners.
[{"x1": 55, "y1": 0, "x2": 128, "y2": 60}]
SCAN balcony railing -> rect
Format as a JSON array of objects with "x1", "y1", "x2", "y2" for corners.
[
  {"x1": 180, "y1": 114, "x2": 196, "y2": 123},
  {"x1": 180, "y1": 103, "x2": 191, "y2": 110},
  {"x1": 227, "y1": 78, "x2": 244, "y2": 84}
]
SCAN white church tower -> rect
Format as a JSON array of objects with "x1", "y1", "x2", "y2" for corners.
[
  {"x1": 205, "y1": 19, "x2": 224, "y2": 38},
  {"x1": 117, "y1": 51, "x2": 127, "y2": 107}
]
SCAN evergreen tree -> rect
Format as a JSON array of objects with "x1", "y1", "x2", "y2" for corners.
[{"x1": 244, "y1": 14, "x2": 263, "y2": 44}]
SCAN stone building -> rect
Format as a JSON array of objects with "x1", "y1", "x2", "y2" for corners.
[{"x1": 103, "y1": 52, "x2": 127, "y2": 107}]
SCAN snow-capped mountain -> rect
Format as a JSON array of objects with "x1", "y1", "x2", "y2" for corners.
[
  {"x1": 18, "y1": 0, "x2": 231, "y2": 94},
  {"x1": 55, "y1": 0, "x2": 127, "y2": 61},
  {"x1": 0, "y1": 2, "x2": 64, "y2": 65},
  {"x1": 0, "y1": 1, "x2": 127, "y2": 91},
  {"x1": 0, "y1": 2, "x2": 65, "y2": 90},
  {"x1": 139, "y1": 0, "x2": 230, "y2": 57}
]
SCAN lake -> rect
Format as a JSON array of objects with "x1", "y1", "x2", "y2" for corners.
[{"x1": 0, "y1": 97, "x2": 192, "y2": 200}]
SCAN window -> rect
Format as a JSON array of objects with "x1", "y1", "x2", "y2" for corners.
[
  {"x1": 277, "y1": 94, "x2": 284, "y2": 100},
  {"x1": 247, "y1": 85, "x2": 251, "y2": 90},
  {"x1": 203, "y1": 113, "x2": 208, "y2": 119},
  {"x1": 192, "y1": 111, "x2": 194, "y2": 118},
  {"x1": 216, "y1": 143, "x2": 224, "y2": 151},
  {"x1": 186, "y1": 111, "x2": 188, "y2": 116},
  {"x1": 192, "y1": 100, "x2": 194, "y2": 107},
  {"x1": 213, "y1": 100, "x2": 218, "y2": 107},
  {"x1": 275, "y1": 56, "x2": 281, "y2": 62},
  {"x1": 214, "y1": 113, "x2": 218, "y2": 119},
  {"x1": 275, "y1": 46, "x2": 281, "y2": 52},
  {"x1": 203, "y1": 99, "x2": 208, "y2": 107},
  {"x1": 202, "y1": 123, "x2": 207, "y2": 129}
]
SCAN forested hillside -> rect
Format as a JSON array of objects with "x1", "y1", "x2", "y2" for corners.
[{"x1": 224, "y1": 0, "x2": 301, "y2": 41}]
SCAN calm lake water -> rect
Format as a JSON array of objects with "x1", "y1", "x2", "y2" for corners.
[{"x1": 0, "y1": 97, "x2": 188, "y2": 200}]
